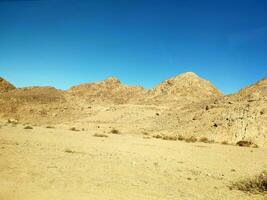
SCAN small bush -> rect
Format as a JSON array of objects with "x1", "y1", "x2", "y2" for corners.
[
  {"x1": 185, "y1": 136, "x2": 197, "y2": 143},
  {"x1": 152, "y1": 134, "x2": 162, "y2": 139},
  {"x1": 93, "y1": 133, "x2": 108, "y2": 138},
  {"x1": 64, "y1": 148, "x2": 75, "y2": 153},
  {"x1": 199, "y1": 137, "x2": 209, "y2": 143},
  {"x1": 177, "y1": 135, "x2": 185, "y2": 141},
  {"x1": 110, "y1": 129, "x2": 119, "y2": 134},
  {"x1": 236, "y1": 140, "x2": 258, "y2": 148},
  {"x1": 230, "y1": 170, "x2": 267, "y2": 194},
  {"x1": 221, "y1": 141, "x2": 228, "y2": 145},
  {"x1": 168, "y1": 135, "x2": 178, "y2": 141},
  {"x1": 142, "y1": 132, "x2": 149, "y2": 136},
  {"x1": 24, "y1": 126, "x2": 33, "y2": 129},
  {"x1": 70, "y1": 127, "x2": 80, "y2": 131}
]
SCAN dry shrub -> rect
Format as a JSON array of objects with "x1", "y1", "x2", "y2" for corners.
[
  {"x1": 142, "y1": 132, "x2": 149, "y2": 136},
  {"x1": 230, "y1": 170, "x2": 267, "y2": 194},
  {"x1": 24, "y1": 125, "x2": 33, "y2": 129},
  {"x1": 162, "y1": 135, "x2": 169, "y2": 140},
  {"x1": 185, "y1": 136, "x2": 197, "y2": 143},
  {"x1": 162, "y1": 135, "x2": 178, "y2": 141},
  {"x1": 46, "y1": 126, "x2": 55, "y2": 129},
  {"x1": 64, "y1": 148, "x2": 75, "y2": 153},
  {"x1": 70, "y1": 127, "x2": 80, "y2": 131},
  {"x1": 199, "y1": 137, "x2": 209, "y2": 143},
  {"x1": 152, "y1": 134, "x2": 162, "y2": 139},
  {"x1": 110, "y1": 129, "x2": 119, "y2": 134},
  {"x1": 168, "y1": 135, "x2": 178, "y2": 141},
  {"x1": 221, "y1": 141, "x2": 229, "y2": 145},
  {"x1": 236, "y1": 140, "x2": 258, "y2": 148},
  {"x1": 177, "y1": 135, "x2": 185, "y2": 141},
  {"x1": 93, "y1": 133, "x2": 108, "y2": 138}
]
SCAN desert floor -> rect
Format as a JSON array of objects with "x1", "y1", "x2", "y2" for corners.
[{"x1": 0, "y1": 124, "x2": 266, "y2": 200}]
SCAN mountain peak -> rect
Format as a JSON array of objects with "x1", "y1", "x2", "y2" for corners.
[
  {"x1": 179, "y1": 72, "x2": 199, "y2": 78},
  {"x1": 104, "y1": 76, "x2": 121, "y2": 84},
  {"x1": 150, "y1": 72, "x2": 222, "y2": 102},
  {"x1": 0, "y1": 77, "x2": 16, "y2": 93}
]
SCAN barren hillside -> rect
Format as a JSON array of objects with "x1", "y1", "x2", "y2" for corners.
[
  {"x1": 0, "y1": 73, "x2": 266, "y2": 146},
  {"x1": 143, "y1": 72, "x2": 223, "y2": 105},
  {"x1": 0, "y1": 77, "x2": 16, "y2": 93}
]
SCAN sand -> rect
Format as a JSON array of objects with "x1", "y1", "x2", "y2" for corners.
[{"x1": 0, "y1": 124, "x2": 266, "y2": 200}]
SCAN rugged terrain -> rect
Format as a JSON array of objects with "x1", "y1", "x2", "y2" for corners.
[
  {"x1": 0, "y1": 72, "x2": 266, "y2": 146},
  {"x1": 0, "y1": 72, "x2": 266, "y2": 199}
]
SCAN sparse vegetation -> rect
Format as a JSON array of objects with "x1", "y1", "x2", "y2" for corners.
[
  {"x1": 64, "y1": 148, "x2": 75, "y2": 153},
  {"x1": 142, "y1": 132, "x2": 149, "y2": 136},
  {"x1": 199, "y1": 137, "x2": 209, "y2": 143},
  {"x1": 93, "y1": 133, "x2": 108, "y2": 138},
  {"x1": 185, "y1": 136, "x2": 197, "y2": 143},
  {"x1": 110, "y1": 129, "x2": 119, "y2": 134},
  {"x1": 221, "y1": 141, "x2": 229, "y2": 145},
  {"x1": 24, "y1": 125, "x2": 33, "y2": 129},
  {"x1": 162, "y1": 135, "x2": 178, "y2": 141},
  {"x1": 230, "y1": 170, "x2": 267, "y2": 194},
  {"x1": 46, "y1": 126, "x2": 55, "y2": 129},
  {"x1": 70, "y1": 127, "x2": 80, "y2": 131},
  {"x1": 152, "y1": 134, "x2": 162, "y2": 139},
  {"x1": 177, "y1": 135, "x2": 185, "y2": 141},
  {"x1": 236, "y1": 140, "x2": 258, "y2": 148}
]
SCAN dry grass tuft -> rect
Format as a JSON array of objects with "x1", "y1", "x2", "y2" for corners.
[
  {"x1": 93, "y1": 133, "x2": 108, "y2": 138},
  {"x1": 110, "y1": 129, "x2": 120, "y2": 134},
  {"x1": 221, "y1": 141, "x2": 229, "y2": 145},
  {"x1": 24, "y1": 125, "x2": 33, "y2": 129},
  {"x1": 185, "y1": 136, "x2": 197, "y2": 143},
  {"x1": 230, "y1": 170, "x2": 267, "y2": 194}
]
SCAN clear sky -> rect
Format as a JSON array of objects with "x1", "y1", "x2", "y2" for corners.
[{"x1": 0, "y1": 0, "x2": 267, "y2": 94}]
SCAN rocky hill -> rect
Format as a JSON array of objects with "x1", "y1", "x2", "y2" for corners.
[
  {"x1": 142, "y1": 72, "x2": 223, "y2": 105},
  {"x1": 0, "y1": 77, "x2": 15, "y2": 93},
  {"x1": 67, "y1": 77, "x2": 147, "y2": 104},
  {"x1": 156, "y1": 77, "x2": 267, "y2": 146},
  {"x1": 0, "y1": 73, "x2": 266, "y2": 146}
]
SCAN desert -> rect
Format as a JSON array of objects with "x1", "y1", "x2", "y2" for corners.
[{"x1": 0, "y1": 73, "x2": 266, "y2": 200}]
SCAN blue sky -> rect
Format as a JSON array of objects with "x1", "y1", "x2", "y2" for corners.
[{"x1": 0, "y1": 0, "x2": 267, "y2": 94}]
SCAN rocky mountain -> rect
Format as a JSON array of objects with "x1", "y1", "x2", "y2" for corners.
[
  {"x1": 67, "y1": 76, "x2": 147, "y2": 104},
  {"x1": 0, "y1": 73, "x2": 266, "y2": 146},
  {"x1": 0, "y1": 77, "x2": 16, "y2": 93},
  {"x1": 141, "y1": 72, "x2": 223, "y2": 105},
  {"x1": 157, "y1": 77, "x2": 267, "y2": 146}
]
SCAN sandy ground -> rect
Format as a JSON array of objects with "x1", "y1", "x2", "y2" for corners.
[{"x1": 0, "y1": 124, "x2": 267, "y2": 200}]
